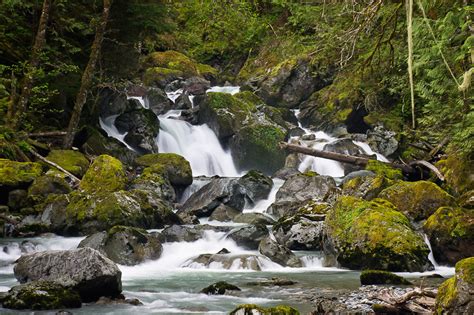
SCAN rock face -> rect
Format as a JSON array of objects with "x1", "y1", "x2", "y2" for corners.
[
  {"x1": 14, "y1": 248, "x2": 122, "y2": 302},
  {"x1": 115, "y1": 101, "x2": 160, "y2": 154},
  {"x1": 423, "y1": 207, "x2": 474, "y2": 265},
  {"x1": 2, "y1": 280, "x2": 82, "y2": 310},
  {"x1": 324, "y1": 196, "x2": 431, "y2": 272},
  {"x1": 78, "y1": 226, "x2": 163, "y2": 266},
  {"x1": 258, "y1": 237, "x2": 302, "y2": 267},
  {"x1": 46, "y1": 150, "x2": 90, "y2": 178},
  {"x1": 273, "y1": 213, "x2": 325, "y2": 250},
  {"x1": 79, "y1": 155, "x2": 127, "y2": 194},
  {"x1": 379, "y1": 180, "x2": 455, "y2": 221},
  {"x1": 435, "y1": 257, "x2": 474, "y2": 314},
  {"x1": 226, "y1": 224, "x2": 269, "y2": 250},
  {"x1": 268, "y1": 172, "x2": 337, "y2": 218}
]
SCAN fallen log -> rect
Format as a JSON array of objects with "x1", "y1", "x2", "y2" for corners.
[
  {"x1": 28, "y1": 148, "x2": 81, "y2": 184},
  {"x1": 28, "y1": 131, "x2": 67, "y2": 137},
  {"x1": 279, "y1": 142, "x2": 445, "y2": 181}
]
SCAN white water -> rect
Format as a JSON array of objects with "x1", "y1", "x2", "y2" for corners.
[
  {"x1": 99, "y1": 115, "x2": 135, "y2": 151},
  {"x1": 206, "y1": 86, "x2": 240, "y2": 95},
  {"x1": 243, "y1": 178, "x2": 285, "y2": 214}
]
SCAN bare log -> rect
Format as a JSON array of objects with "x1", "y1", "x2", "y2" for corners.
[
  {"x1": 409, "y1": 160, "x2": 445, "y2": 181},
  {"x1": 28, "y1": 148, "x2": 80, "y2": 184},
  {"x1": 28, "y1": 131, "x2": 67, "y2": 137}
]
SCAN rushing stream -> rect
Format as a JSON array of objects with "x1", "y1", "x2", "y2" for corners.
[{"x1": 0, "y1": 86, "x2": 455, "y2": 314}]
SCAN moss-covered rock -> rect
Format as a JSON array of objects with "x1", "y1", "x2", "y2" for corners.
[
  {"x1": 143, "y1": 67, "x2": 183, "y2": 87},
  {"x1": 324, "y1": 196, "x2": 431, "y2": 272},
  {"x1": 131, "y1": 170, "x2": 176, "y2": 203},
  {"x1": 46, "y1": 150, "x2": 89, "y2": 178},
  {"x1": 2, "y1": 280, "x2": 81, "y2": 310},
  {"x1": 436, "y1": 153, "x2": 474, "y2": 195},
  {"x1": 342, "y1": 175, "x2": 392, "y2": 201},
  {"x1": 423, "y1": 207, "x2": 474, "y2": 265},
  {"x1": 230, "y1": 304, "x2": 300, "y2": 315},
  {"x1": 0, "y1": 159, "x2": 43, "y2": 191},
  {"x1": 27, "y1": 171, "x2": 71, "y2": 204},
  {"x1": 360, "y1": 270, "x2": 412, "y2": 285},
  {"x1": 200, "y1": 281, "x2": 241, "y2": 295},
  {"x1": 365, "y1": 160, "x2": 403, "y2": 180},
  {"x1": 379, "y1": 180, "x2": 455, "y2": 221},
  {"x1": 79, "y1": 155, "x2": 127, "y2": 194},
  {"x1": 435, "y1": 257, "x2": 474, "y2": 314},
  {"x1": 135, "y1": 153, "x2": 192, "y2": 186}
]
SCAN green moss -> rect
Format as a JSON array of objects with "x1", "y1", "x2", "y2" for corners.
[
  {"x1": 230, "y1": 304, "x2": 299, "y2": 315},
  {"x1": 196, "y1": 63, "x2": 218, "y2": 77},
  {"x1": 325, "y1": 196, "x2": 430, "y2": 271},
  {"x1": 436, "y1": 153, "x2": 474, "y2": 195},
  {"x1": 0, "y1": 159, "x2": 43, "y2": 188},
  {"x1": 379, "y1": 180, "x2": 455, "y2": 221},
  {"x1": 143, "y1": 67, "x2": 183, "y2": 86},
  {"x1": 424, "y1": 206, "x2": 473, "y2": 239},
  {"x1": 27, "y1": 172, "x2": 71, "y2": 203},
  {"x1": 241, "y1": 124, "x2": 286, "y2": 155},
  {"x1": 365, "y1": 160, "x2": 403, "y2": 180},
  {"x1": 302, "y1": 171, "x2": 318, "y2": 177},
  {"x1": 46, "y1": 150, "x2": 89, "y2": 178},
  {"x1": 360, "y1": 270, "x2": 412, "y2": 285},
  {"x1": 79, "y1": 155, "x2": 126, "y2": 194},
  {"x1": 136, "y1": 153, "x2": 192, "y2": 186}
]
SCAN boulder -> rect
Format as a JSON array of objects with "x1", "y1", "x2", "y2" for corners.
[
  {"x1": 230, "y1": 304, "x2": 300, "y2": 315},
  {"x1": 79, "y1": 155, "x2": 126, "y2": 194},
  {"x1": 135, "y1": 153, "x2": 192, "y2": 187},
  {"x1": 14, "y1": 248, "x2": 122, "y2": 302},
  {"x1": 27, "y1": 171, "x2": 71, "y2": 204},
  {"x1": 273, "y1": 213, "x2": 325, "y2": 250},
  {"x1": 131, "y1": 169, "x2": 176, "y2": 203},
  {"x1": 233, "y1": 213, "x2": 276, "y2": 225},
  {"x1": 2, "y1": 280, "x2": 82, "y2": 310},
  {"x1": 341, "y1": 174, "x2": 391, "y2": 201},
  {"x1": 436, "y1": 154, "x2": 474, "y2": 195},
  {"x1": 238, "y1": 170, "x2": 273, "y2": 204},
  {"x1": 423, "y1": 207, "x2": 474, "y2": 265},
  {"x1": 226, "y1": 224, "x2": 269, "y2": 250},
  {"x1": 145, "y1": 87, "x2": 172, "y2": 115},
  {"x1": 435, "y1": 257, "x2": 474, "y2": 314},
  {"x1": 97, "y1": 88, "x2": 128, "y2": 118},
  {"x1": 78, "y1": 226, "x2": 163, "y2": 266},
  {"x1": 367, "y1": 126, "x2": 399, "y2": 157},
  {"x1": 258, "y1": 237, "x2": 302, "y2": 267},
  {"x1": 178, "y1": 178, "x2": 246, "y2": 218},
  {"x1": 0, "y1": 159, "x2": 43, "y2": 193},
  {"x1": 7, "y1": 189, "x2": 29, "y2": 211},
  {"x1": 46, "y1": 150, "x2": 89, "y2": 178},
  {"x1": 267, "y1": 172, "x2": 338, "y2": 218},
  {"x1": 324, "y1": 196, "x2": 431, "y2": 272},
  {"x1": 365, "y1": 160, "x2": 403, "y2": 181},
  {"x1": 379, "y1": 180, "x2": 455, "y2": 221},
  {"x1": 183, "y1": 253, "x2": 262, "y2": 271},
  {"x1": 200, "y1": 281, "x2": 241, "y2": 295},
  {"x1": 209, "y1": 204, "x2": 241, "y2": 222},
  {"x1": 360, "y1": 270, "x2": 412, "y2": 285},
  {"x1": 115, "y1": 102, "x2": 160, "y2": 154},
  {"x1": 160, "y1": 224, "x2": 203, "y2": 242},
  {"x1": 183, "y1": 76, "x2": 211, "y2": 95}
]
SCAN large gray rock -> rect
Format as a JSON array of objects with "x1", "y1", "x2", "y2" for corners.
[
  {"x1": 78, "y1": 226, "x2": 163, "y2": 266},
  {"x1": 273, "y1": 214, "x2": 325, "y2": 250},
  {"x1": 14, "y1": 248, "x2": 122, "y2": 302},
  {"x1": 226, "y1": 224, "x2": 269, "y2": 250},
  {"x1": 98, "y1": 88, "x2": 128, "y2": 118},
  {"x1": 145, "y1": 87, "x2": 172, "y2": 115},
  {"x1": 367, "y1": 126, "x2": 398, "y2": 157},
  {"x1": 258, "y1": 237, "x2": 302, "y2": 267},
  {"x1": 183, "y1": 253, "x2": 263, "y2": 271},
  {"x1": 233, "y1": 213, "x2": 276, "y2": 225},
  {"x1": 267, "y1": 172, "x2": 338, "y2": 218},
  {"x1": 160, "y1": 224, "x2": 232, "y2": 243},
  {"x1": 238, "y1": 170, "x2": 273, "y2": 204},
  {"x1": 209, "y1": 204, "x2": 241, "y2": 222}
]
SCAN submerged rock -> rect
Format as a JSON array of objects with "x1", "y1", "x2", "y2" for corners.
[
  {"x1": 324, "y1": 196, "x2": 431, "y2": 272},
  {"x1": 435, "y1": 257, "x2": 474, "y2": 314},
  {"x1": 258, "y1": 237, "x2": 302, "y2": 267},
  {"x1": 2, "y1": 280, "x2": 82, "y2": 310},
  {"x1": 226, "y1": 224, "x2": 269, "y2": 250},
  {"x1": 78, "y1": 226, "x2": 162, "y2": 266},
  {"x1": 14, "y1": 248, "x2": 122, "y2": 302},
  {"x1": 423, "y1": 207, "x2": 474, "y2": 265},
  {"x1": 360, "y1": 270, "x2": 412, "y2": 285},
  {"x1": 200, "y1": 281, "x2": 241, "y2": 295}
]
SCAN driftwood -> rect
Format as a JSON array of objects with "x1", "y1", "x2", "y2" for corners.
[
  {"x1": 280, "y1": 142, "x2": 445, "y2": 181},
  {"x1": 28, "y1": 148, "x2": 81, "y2": 184},
  {"x1": 372, "y1": 288, "x2": 436, "y2": 314},
  {"x1": 28, "y1": 131, "x2": 67, "y2": 137}
]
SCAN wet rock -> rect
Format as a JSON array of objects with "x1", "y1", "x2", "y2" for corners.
[
  {"x1": 184, "y1": 253, "x2": 262, "y2": 271},
  {"x1": 78, "y1": 226, "x2": 162, "y2": 266},
  {"x1": 267, "y1": 172, "x2": 338, "y2": 218},
  {"x1": 178, "y1": 178, "x2": 246, "y2": 218},
  {"x1": 226, "y1": 224, "x2": 269, "y2": 250},
  {"x1": 98, "y1": 88, "x2": 128, "y2": 118},
  {"x1": 324, "y1": 196, "x2": 432, "y2": 272},
  {"x1": 95, "y1": 295, "x2": 143, "y2": 306},
  {"x1": 360, "y1": 270, "x2": 412, "y2": 285},
  {"x1": 160, "y1": 225, "x2": 203, "y2": 242},
  {"x1": 273, "y1": 167, "x2": 301, "y2": 180},
  {"x1": 209, "y1": 204, "x2": 241, "y2": 222},
  {"x1": 423, "y1": 206, "x2": 474, "y2": 265},
  {"x1": 435, "y1": 257, "x2": 474, "y2": 314},
  {"x1": 233, "y1": 213, "x2": 276, "y2": 225},
  {"x1": 258, "y1": 236, "x2": 302, "y2": 267},
  {"x1": 2, "y1": 280, "x2": 82, "y2": 310},
  {"x1": 183, "y1": 76, "x2": 211, "y2": 95},
  {"x1": 14, "y1": 247, "x2": 122, "y2": 302},
  {"x1": 379, "y1": 180, "x2": 455, "y2": 221},
  {"x1": 200, "y1": 281, "x2": 241, "y2": 295},
  {"x1": 273, "y1": 213, "x2": 325, "y2": 250},
  {"x1": 246, "y1": 277, "x2": 297, "y2": 286},
  {"x1": 145, "y1": 87, "x2": 172, "y2": 115},
  {"x1": 238, "y1": 170, "x2": 273, "y2": 204},
  {"x1": 174, "y1": 92, "x2": 193, "y2": 110},
  {"x1": 367, "y1": 126, "x2": 398, "y2": 157}
]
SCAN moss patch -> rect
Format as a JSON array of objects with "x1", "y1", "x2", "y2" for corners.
[
  {"x1": 0, "y1": 159, "x2": 43, "y2": 188},
  {"x1": 136, "y1": 153, "x2": 192, "y2": 186},
  {"x1": 436, "y1": 153, "x2": 474, "y2": 195},
  {"x1": 230, "y1": 304, "x2": 299, "y2": 315},
  {"x1": 360, "y1": 270, "x2": 412, "y2": 285},
  {"x1": 365, "y1": 160, "x2": 403, "y2": 180},
  {"x1": 46, "y1": 150, "x2": 89, "y2": 178},
  {"x1": 79, "y1": 155, "x2": 126, "y2": 194}
]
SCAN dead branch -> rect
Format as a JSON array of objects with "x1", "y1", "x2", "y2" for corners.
[
  {"x1": 28, "y1": 148, "x2": 80, "y2": 184},
  {"x1": 28, "y1": 131, "x2": 67, "y2": 137},
  {"x1": 409, "y1": 160, "x2": 445, "y2": 181}
]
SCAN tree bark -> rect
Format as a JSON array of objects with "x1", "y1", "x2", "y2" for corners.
[
  {"x1": 7, "y1": 0, "x2": 51, "y2": 130},
  {"x1": 63, "y1": 0, "x2": 112, "y2": 149}
]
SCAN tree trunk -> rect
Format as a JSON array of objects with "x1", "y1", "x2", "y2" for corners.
[
  {"x1": 7, "y1": 0, "x2": 51, "y2": 130},
  {"x1": 63, "y1": 0, "x2": 112, "y2": 149}
]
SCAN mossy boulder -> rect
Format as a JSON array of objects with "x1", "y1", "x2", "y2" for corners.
[
  {"x1": 131, "y1": 170, "x2": 176, "y2": 203},
  {"x1": 135, "y1": 153, "x2": 192, "y2": 187},
  {"x1": 238, "y1": 170, "x2": 273, "y2": 203},
  {"x1": 365, "y1": 160, "x2": 403, "y2": 180},
  {"x1": 2, "y1": 280, "x2": 81, "y2": 310},
  {"x1": 78, "y1": 226, "x2": 162, "y2": 266},
  {"x1": 436, "y1": 153, "x2": 474, "y2": 195},
  {"x1": 0, "y1": 159, "x2": 43, "y2": 191},
  {"x1": 360, "y1": 270, "x2": 412, "y2": 285},
  {"x1": 200, "y1": 281, "x2": 241, "y2": 295},
  {"x1": 45, "y1": 150, "x2": 89, "y2": 178},
  {"x1": 79, "y1": 155, "x2": 127, "y2": 194},
  {"x1": 379, "y1": 180, "x2": 455, "y2": 221},
  {"x1": 230, "y1": 304, "x2": 300, "y2": 315},
  {"x1": 423, "y1": 207, "x2": 474, "y2": 265},
  {"x1": 143, "y1": 67, "x2": 183, "y2": 88},
  {"x1": 324, "y1": 196, "x2": 431, "y2": 272},
  {"x1": 435, "y1": 257, "x2": 474, "y2": 314},
  {"x1": 342, "y1": 175, "x2": 392, "y2": 200},
  {"x1": 27, "y1": 171, "x2": 71, "y2": 204}
]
